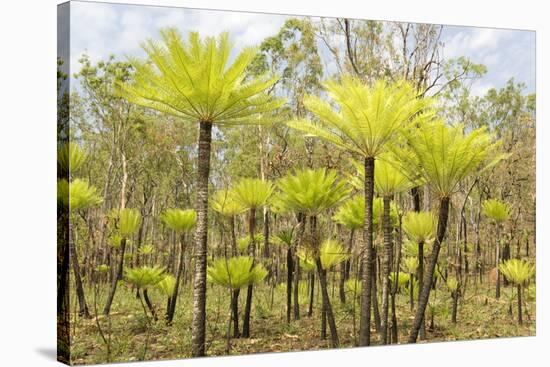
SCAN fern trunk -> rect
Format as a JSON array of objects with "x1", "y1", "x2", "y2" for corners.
[
  {"x1": 359, "y1": 157, "x2": 375, "y2": 346},
  {"x1": 191, "y1": 122, "x2": 212, "y2": 357},
  {"x1": 408, "y1": 196, "x2": 450, "y2": 343},
  {"x1": 380, "y1": 196, "x2": 392, "y2": 344},
  {"x1": 103, "y1": 237, "x2": 126, "y2": 315},
  {"x1": 242, "y1": 207, "x2": 256, "y2": 337}
]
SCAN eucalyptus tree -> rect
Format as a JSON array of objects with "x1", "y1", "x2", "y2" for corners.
[
  {"x1": 103, "y1": 208, "x2": 141, "y2": 315},
  {"x1": 277, "y1": 168, "x2": 349, "y2": 347},
  {"x1": 160, "y1": 208, "x2": 197, "y2": 324},
  {"x1": 117, "y1": 29, "x2": 283, "y2": 356},
  {"x1": 499, "y1": 259, "x2": 535, "y2": 324},
  {"x1": 230, "y1": 178, "x2": 274, "y2": 338},
  {"x1": 287, "y1": 78, "x2": 429, "y2": 346},
  {"x1": 395, "y1": 119, "x2": 502, "y2": 343},
  {"x1": 207, "y1": 256, "x2": 267, "y2": 353},
  {"x1": 482, "y1": 199, "x2": 511, "y2": 299}
]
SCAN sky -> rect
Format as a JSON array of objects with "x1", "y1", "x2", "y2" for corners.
[{"x1": 61, "y1": 0, "x2": 536, "y2": 96}]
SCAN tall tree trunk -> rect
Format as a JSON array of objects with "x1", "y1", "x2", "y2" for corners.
[
  {"x1": 380, "y1": 196, "x2": 392, "y2": 344},
  {"x1": 242, "y1": 208, "x2": 257, "y2": 338},
  {"x1": 359, "y1": 157, "x2": 375, "y2": 346},
  {"x1": 408, "y1": 197, "x2": 450, "y2": 343},
  {"x1": 191, "y1": 122, "x2": 212, "y2": 357},
  {"x1": 70, "y1": 225, "x2": 90, "y2": 318},
  {"x1": 103, "y1": 237, "x2": 126, "y2": 315}
]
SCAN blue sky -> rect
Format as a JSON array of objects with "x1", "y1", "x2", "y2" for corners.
[{"x1": 64, "y1": 1, "x2": 535, "y2": 96}]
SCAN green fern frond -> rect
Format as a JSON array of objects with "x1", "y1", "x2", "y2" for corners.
[
  {"x1": 207, "y1": 256, "x2": 267, "y2": 290},
  {"x1": 138, "y1": 244, "x2": 154, "y2": 255},
  {"x1": 210, "y1": 189, "x2": 247, "y2": 217},
  {"x1": 287, "y1": 78, "x2": 431, "y2": 158},
  {"x1": 124, "y1": 266, "x2": 166, "y2": 289},
  {"x1": 160, "y1": 208, "x2": 197, "y2": 232},
  {"x1": 116, "y1": 208, "x2": 142, "y2": 236},
  {"x1": 277, "y1": 168, "x2": 350, "y2": 216},
  {"x1": 402, "y1": 256, "x2": 419, "y2": 274},
  {"x1": 403, "y1": 211, "x2": 437, "y2": 244},
  {"x1": 499, "y1": 259, "x2": 535, "y2": 285},
  {"x1": 117, "y1": 29, "x2": 284, "y2": 125},
  {"x1": 58, "y1": 178, "x2": 102, "y2": 211},
  {"x1": 231, "y1": 178, "x2": 274, "y2": 210},
  {"x1": 482, "y1": 199, "x2": 511, "y2": 223},
  {"x1": 155, "y1": 274, "x2": 176, "y2": 296},
  {"x1": 320, "y1": 239, "x2": 349, "y2": 270},
  {"x1": 57, "y1": 142, "x2": 87, "y2": 174}
]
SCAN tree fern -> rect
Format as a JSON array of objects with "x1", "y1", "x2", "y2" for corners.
[
  {"x1": 277, "y1": 168, "x2": 350, "y2": 216},
  {"x1": 482, "y1": 199, "x2": 511, "y2": 223},
  {"x1": 117, "y1": 29, "x2": 284, "y2": 126},
  {"x1": 207, "y1": 256, "x2": 267, "y2": 290},
  {"x1": 161, "y1": 208, "x2": 197, "y2": 232}
]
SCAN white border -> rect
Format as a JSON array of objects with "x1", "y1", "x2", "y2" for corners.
[{"x1": 0, "y1": 1, "x2": 545, "y2": 366}]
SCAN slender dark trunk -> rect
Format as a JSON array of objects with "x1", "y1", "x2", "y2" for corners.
[
  {"x1": 312, "y1": 215, "x2": 339, "y2": 347},
  {"x1": 372, "y1": 248, "x2": 382, "y2": 334},
  {"x1": 286, "y1": 247, "x2": 293, "y2": 323},
  {"x1": 167, "y1": 235, "x2": 185, "y2": 324},
  {"x1": 242, "y1": 208, "x2": 256, "y2": 338},
  {"x1": 339, "y1": 259, "x2": 346, "y2": 304},
  {"x1": 293, "y1": 213, "x2": 306, "y2": 319},
  {"x1": 103, "y1": 237, "x2": 126, "y2": 315},
  {"x1": 359, "y1": 157, "x2": 375, "y2": 346},
  {"x1": 391, "y1": 215, "x2": 403, "y2": 344},
  {"x1": 293, "y1": 255, "x2": 301, "y2": 320},
  {"x1": 408, "y1": 197, "x2": 450, "y2": 343},
  {"x1": 191, "y1": 121, "x2": 212, "y2": 357},
  {"x1": 143, "y1": 289, "x2": 157, "y2": 321},
  {"x1": 316, "y1": 258, "x2": 339, "y2": 347},
  {"x1": 418, "y1": 241, "x2": 426, "y2": 339},
  {"x1": 451, "y1": 290, "x2": 458, "y2": 324},
  {"x1": 70, "y1": 225, "x2": 90, "y2": 318},
  {"x1": 380, "y1": 196, "x2": 392, "y2": 344},
  {"x1": 308, "y1": 272, "x2": 315, "y2": 317},
  {"x1": 232, "y1": 289, "x2": 240, "y2": 337}
]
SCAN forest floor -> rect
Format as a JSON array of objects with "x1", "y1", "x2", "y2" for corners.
[{"x1": 70, "y1": 280, "x2": 535, "y2": 365}]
